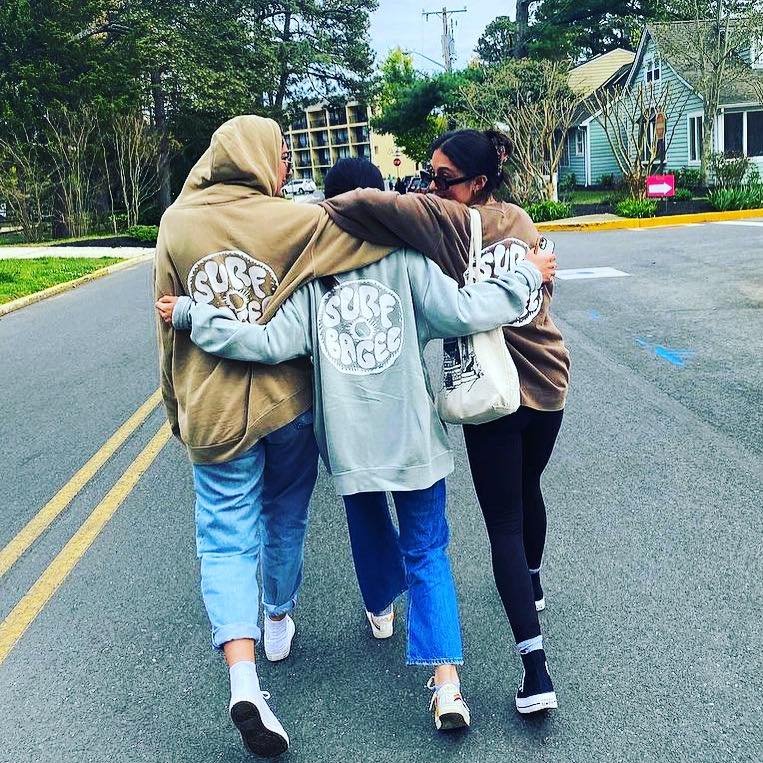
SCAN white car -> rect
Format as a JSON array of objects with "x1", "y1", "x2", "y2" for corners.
[{"x1": 283, "y1": 178, "x2": 317, "y2": 196}]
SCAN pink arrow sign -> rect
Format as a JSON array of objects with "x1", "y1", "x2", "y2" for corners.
[{"x1": 646, "y1": 174, "x2": 675, "y2": 197}]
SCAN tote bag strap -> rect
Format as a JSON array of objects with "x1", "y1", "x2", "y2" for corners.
[{"x1": 467, "y1": 207, "x2": 483, "y2": 284}]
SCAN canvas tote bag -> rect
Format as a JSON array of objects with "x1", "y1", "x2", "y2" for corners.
[{"x1": 435, "y1": 208, "x2": 521, "y2": 425}]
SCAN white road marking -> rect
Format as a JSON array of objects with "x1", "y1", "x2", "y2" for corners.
[
  {"x1": 712, "y1": 221, "x2": 763, "y2": 227},
  {"x1": 556, "y1": 267, "x2": 630, "y2": 281}
]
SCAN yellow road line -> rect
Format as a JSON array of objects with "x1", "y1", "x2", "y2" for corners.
[
  {"x1": 0, "y1": 422, "x2": 172, "y2": 665},
  {"x1": 0, "y1": 389, "x2": 162, "y2": 580}
]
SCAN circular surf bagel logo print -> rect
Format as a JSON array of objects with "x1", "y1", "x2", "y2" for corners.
[
  {"x1": 463, "y1": 238, "x2": 543, "y2": 327},
  {"x1": 318, "y1": 279, "x2": 404, "y2": 376},
  {"x1": 187, "y1": 251, "x2": 278, "y2": 322}
]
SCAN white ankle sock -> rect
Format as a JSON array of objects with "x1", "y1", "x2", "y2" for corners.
[{"x1": 229, "y1": 660, "x2": 260, "y2": 704}]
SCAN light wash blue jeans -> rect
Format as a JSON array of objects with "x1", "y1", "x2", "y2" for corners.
[
  {"x1": 192, "y1": 411, "x2": 318, "y2": 649},
  {"x1": 343, "y1": 479, "x2": 464, "y2": 666}
]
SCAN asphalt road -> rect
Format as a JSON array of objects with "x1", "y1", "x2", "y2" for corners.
[{"x1": 1, "y1": 220, "x2": 761, "y2": 763}]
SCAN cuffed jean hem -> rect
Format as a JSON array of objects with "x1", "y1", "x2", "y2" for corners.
[
  {"x1": 406, "y1": 658, "x2": 465, "y2": 667},
  {"x1": 211, "y1": 622, "x2": 261, "y2": 650},
  {"x1": 263, "y1": 597, "x2": 297, "y2": 619}
]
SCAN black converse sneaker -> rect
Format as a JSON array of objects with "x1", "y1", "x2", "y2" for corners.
[
  {"x1": 515, "y1": 649, "x2": 558, "y2": 714},
  {"x1": 530, "y1": 571, "x2": 545, "y2": 612}
]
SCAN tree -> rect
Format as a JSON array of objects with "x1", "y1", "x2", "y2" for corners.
[
  {"x1": 475, "y1": 16, "x2": 516, "y2": 65},
  {"x1": 458, "y1": 60, "x2": 585, "y2": 201},
  {"x1": 252, "y1": 1, "x2": 379, "y2": 116},
  {"x1": 0, "y1": 130, "x2": 52, "y2": 242},
  {"x1": 371, "y1": 50, "x2": 447, "y2": 163},
  {"x1": 651, "y1": 2, "x2": 763, "y2": 183},
  {"x1": 515, "y1": 1, "x2": 541, "y2": 58},
  {"x1": 587, "y1": 81, "x2": 690, "y2": 197},
  {"x1": 531, "y1": 1, "x2": 661, "y2": 60}
]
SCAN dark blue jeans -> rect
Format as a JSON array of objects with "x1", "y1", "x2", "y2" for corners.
[{"x1": 343, "y1": 479, "x2": 464, "y2": 665}]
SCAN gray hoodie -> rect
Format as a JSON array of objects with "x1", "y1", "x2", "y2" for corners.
[{"x1": 173, "y1": 248, "x2": 541, "y2": 495}]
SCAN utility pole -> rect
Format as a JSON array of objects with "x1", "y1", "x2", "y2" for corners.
[{"x1": 422, "y1": 6, "x2": 466, "y2": 73}]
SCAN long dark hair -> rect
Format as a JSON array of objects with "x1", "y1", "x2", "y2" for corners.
[
  {"x1": 324, "y1": 157, "x2": 385, "y2": 199},
  {"x1": 429, "y1": 129, "x2": 512, "y2": 202}
]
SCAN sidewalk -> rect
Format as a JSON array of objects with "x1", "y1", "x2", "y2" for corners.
[{"x1": 0, "y1": 246, "x2": 154, "y2": 260}]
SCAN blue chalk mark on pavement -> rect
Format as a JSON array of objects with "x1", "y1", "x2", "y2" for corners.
[
  {"x1": 635, "y1": 337, "x2": 695, "y2": 367},
  {"x1": 588, "y1": 309, "x2": 602, "y2": 321}
]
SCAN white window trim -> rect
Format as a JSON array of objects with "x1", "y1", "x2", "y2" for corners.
[
  {"x1": 575, "y1": 127, "x2": 585, "y2": 156},
  {"x1": 645, "y1": 56, "x2": 661, "y2": 84},
  {"x1": 720, "y1": 110, "x2": 762, "y2": 156},
  {"x1": 687, "y1": 112, "x2": 704, "y2": 166},
  {"x1": 744, "y1": 109, "x2": 763, "y2": 157}
]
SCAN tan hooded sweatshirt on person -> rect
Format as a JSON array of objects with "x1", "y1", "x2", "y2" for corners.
[
  {"x1": 154, "y1": 115, "x2": 391, "y2": 464},
  {"x1": 262, "y1": 190, "x2": 571, "y2": 412}
]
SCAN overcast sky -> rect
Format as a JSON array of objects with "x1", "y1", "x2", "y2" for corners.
[{"x1": 369, "y1": 1, "x2": 516, "y2": 73}]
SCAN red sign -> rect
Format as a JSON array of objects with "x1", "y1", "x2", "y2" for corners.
[
  {"x1": 646, "y1": 174, "x2": 675, "y2": 198},
  {"x1": 393, "y1": 157, "x2": 402, "y2": 167}
]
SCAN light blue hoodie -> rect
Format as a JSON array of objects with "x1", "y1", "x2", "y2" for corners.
[{"x1": 173, "y1": 248, "x2": 541, "y2": 495}]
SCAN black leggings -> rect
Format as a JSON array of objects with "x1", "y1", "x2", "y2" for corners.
[{"x1": 463, "y1": 406, "x2": 563, "y2": 644}]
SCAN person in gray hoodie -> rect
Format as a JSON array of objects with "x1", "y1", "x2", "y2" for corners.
[{"x1": 156, "y1": 160, "x2": 545, "y2": 736}]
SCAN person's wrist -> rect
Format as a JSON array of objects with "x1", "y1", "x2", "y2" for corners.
[{"x1": 172, "y1": 297, "x2": 192, "y2": 330}]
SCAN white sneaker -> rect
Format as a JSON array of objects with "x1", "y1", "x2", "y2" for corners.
[
  {"x1": 264, "y1": 614, "x2": 296, "y2": 662},
  {"x1": 366, "y1": 606, "x2": 394, "y2": 639},
  {"x1": 230, "y1": 690, "x2": 289, "y2": 757},
  {"x1": 427, "y1": 678, "x2": 471, "y2": 731}
]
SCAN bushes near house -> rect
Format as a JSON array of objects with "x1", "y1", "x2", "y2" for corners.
[
  {"x1": 615, "y1": 198, "x2": 657, "y2": 218},
  {"x1": 526, "y1": 200, "x2": 573, "y2": 222},
  {"x1": 126, "y1": 225, "x2": 159, "y2": 243},
  {"x1": 676, "y1": 167, "x2": 703, "y2": 192},
  {"x1": 598, "y1": 173, "x2": 617, "y2": 189},
  {"x1": 710, "y1": 153, "x2": 753, "y2": 189},
  {"x1": 673, "y1": 188, "x2": 694, "y2": 201},
  {"x1": 708, "y1": 186, "x2": 763, "y2": 211}
]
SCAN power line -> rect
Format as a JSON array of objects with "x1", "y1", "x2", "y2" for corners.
[{"x1": 422, "y1": 6, "x2": 467, "y2": 72}]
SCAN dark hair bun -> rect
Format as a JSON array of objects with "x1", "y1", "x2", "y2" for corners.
[{"x1": 429, "y1": 128, "x2": 508, "y2": 201}]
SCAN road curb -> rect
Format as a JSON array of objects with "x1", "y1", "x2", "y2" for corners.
[
  {"x1": 536, "y1": 207, "x2": 763, "y2": 232},
  {"x1": 0, "y1": 253, "x2": 154, "y2": 318}
]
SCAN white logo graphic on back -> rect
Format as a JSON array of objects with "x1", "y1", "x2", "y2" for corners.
[
  {"x1": 463, "y1": 238, "x2": 542, "y2": 327},
  {"x1": 318, "y1": 279, "x2": 404, "y2": 375},
  {"x1": 187, "y1": 251, "x2": 278, "y2": 322}
]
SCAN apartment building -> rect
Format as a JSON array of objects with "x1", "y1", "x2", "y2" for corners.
[{"x1": 285, "y1": 101, "x2": 418, "y2": 185}]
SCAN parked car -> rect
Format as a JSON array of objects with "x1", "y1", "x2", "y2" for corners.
[{"x1": 283, "y1": 178, "x2": 317, "y2": 196}]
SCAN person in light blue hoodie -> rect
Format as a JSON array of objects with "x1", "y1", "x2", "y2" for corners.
[{"x1": 156, "y1": 158, "x2": 546, "y2": 733}]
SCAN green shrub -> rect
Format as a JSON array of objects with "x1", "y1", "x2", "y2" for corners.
[
  {"x1": 673, "y1": 188, "x2": 693, "y2": 202},
  {"x1": 710, "y1": 152, "x2": 752, "y2": 189},
  {"x1": 598, "y1": 173, "x2": 616, "y2": 189},
  {"x1": 526, "y1": 200, "x2": 573, "y2": 222},
  {"x1": 708, "y1": 186, "x2": 763, "y2": 211},
  {"x1": 603, "y1": 190, "x2": 627, "y2": 206},
  {"x1": 559, "y1": 173, "x2": 577, "y2": 192},
  {"x1": 615, "y1": 198, "x2": 657, "y2": 218},
  {"x1": 676, "y1": 167, "x2": 703, "y2": 191},
  {"x1": 126, "y1": 225, "x2": 159, "y2": 243}
]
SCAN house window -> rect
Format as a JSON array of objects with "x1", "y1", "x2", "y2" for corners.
[
  {"x1": 688, "y1": 114, "x2": 703, "y2": 164},
  {"x1": 645, "y1": 57, "x2": 661, "y2": 84},
  {"x1": 575, "y1": 128, "x2": 585, "y2": 156},
  {"x1": 724, "y1": 112, "x2": 744, "y2": 154},
  {"x1": 747, "y1": 111, "x2": 763, "y2": 156}
]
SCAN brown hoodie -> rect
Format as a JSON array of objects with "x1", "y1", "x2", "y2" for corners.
[
  {"x1": 316, "y1": 191, "x2": 571, "y2": 411},
  {"x1": 155, "y1": 116, "x2": 390, "y2": 464}
]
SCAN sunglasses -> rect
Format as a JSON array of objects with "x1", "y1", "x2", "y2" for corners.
[{"x1": 420, "y1": 166, "x2": 478, "y2": 192}]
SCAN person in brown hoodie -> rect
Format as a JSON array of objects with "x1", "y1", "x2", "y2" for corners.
[
  {"x1": 155, "y1": 115, "x2": 557, "y2": 754},
  {"x1": 154, "y1": 115, "x2": 395, "y2": 757},
  {"x1": 316, "y1": 129, "x2": 570, "y2": 716}
]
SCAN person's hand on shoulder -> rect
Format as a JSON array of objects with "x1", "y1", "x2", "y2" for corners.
[
  {"x1": 525, "y1": 240, "x2": 556, "y2": 283},
  {"x1": 156, "y1": 295, "x2": 179, "y2": 325}
]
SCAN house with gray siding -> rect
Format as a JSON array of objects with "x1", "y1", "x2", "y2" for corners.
[{"x1": 563, "y1": 22, "x2": 763, "y2": 188}]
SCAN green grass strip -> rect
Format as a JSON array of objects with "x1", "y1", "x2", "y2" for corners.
[{"x1": 0, "y1": 257, "x2": 122, "y2": 304}]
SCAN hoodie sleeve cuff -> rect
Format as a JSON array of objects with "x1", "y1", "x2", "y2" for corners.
[
  {"x1": 172, "y1": 297, "x2": 193, "y2": 330},
  {"x1": 516, "y1": 261, "x2": 542, "y2": 292}
]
